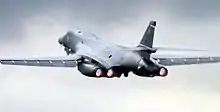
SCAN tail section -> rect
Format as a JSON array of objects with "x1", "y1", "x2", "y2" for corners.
[{"x1": 139, "y1": 20, "x2": 156, "y2": 48}]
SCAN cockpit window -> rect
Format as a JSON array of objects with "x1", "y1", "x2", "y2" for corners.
[
  {"x1": 75, "y1": 30, "x2": 83, "y2": 36},
  {"x1": 72, "y1": 30, "x2": 101, "y2": 40},
  {"x1": 78, "y1": 31, "x2": 82, "y2": 33}
]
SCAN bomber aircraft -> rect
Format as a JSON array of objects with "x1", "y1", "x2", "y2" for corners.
[{"x1": 0, "y1": 21, "x2": 220, "y2": 78}]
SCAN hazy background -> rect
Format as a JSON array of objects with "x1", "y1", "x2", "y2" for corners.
[{"x1": 0, "y1": 0, "x2": 220, "y2": 112}]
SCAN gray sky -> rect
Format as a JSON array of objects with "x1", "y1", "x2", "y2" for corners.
[{"x1": 0, "y1": 0, "x2": 220, "y2": 112}]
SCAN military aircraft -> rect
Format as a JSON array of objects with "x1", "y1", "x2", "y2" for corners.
[{"x1": 1, "y1": 21, "x2": 220, "y2": 78}]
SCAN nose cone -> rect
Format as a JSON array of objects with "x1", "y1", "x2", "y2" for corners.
[{"x1": 58, "y1": 37, "x2": 64, "y2": 45}]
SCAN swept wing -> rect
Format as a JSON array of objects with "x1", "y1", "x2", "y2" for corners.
[
  {"x1": 0, "y1": 55, "x2": 81, "y2": 67},
  {"x1": 152, "y1": 50, "x2": 220, "y2": 66}
]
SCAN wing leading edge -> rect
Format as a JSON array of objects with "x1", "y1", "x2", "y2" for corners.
[
  {"x1": 153, "y1": 56, "x2": 220, "y2": 66},
  {"x1": 0, "y1": 55, "x2": 81, "y2": 67}
]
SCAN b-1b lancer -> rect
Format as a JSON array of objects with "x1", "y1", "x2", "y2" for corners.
[{"x1": 1, "y1": 21, "x2": 220, "y2": 78}]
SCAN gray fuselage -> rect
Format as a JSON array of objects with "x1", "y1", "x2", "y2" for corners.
[{"x1": 58, "y1": 30, "x2": 157, "y2": 77}]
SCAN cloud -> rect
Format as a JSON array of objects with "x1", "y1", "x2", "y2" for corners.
[
  {"x1": 0, "y1": 0, "x2": 220, "y2": 112},
  {"x1": 166, "y1": 0, "x2": 220, "y2": 19}
]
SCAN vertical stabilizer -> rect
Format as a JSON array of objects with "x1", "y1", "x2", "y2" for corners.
[{"x1": 139, "y1": 21, "x2": 156, "y2": 48}]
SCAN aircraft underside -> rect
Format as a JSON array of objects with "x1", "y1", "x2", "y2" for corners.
[{"x1": 76, "y1": 57, "x2": 168, "y2": 78}]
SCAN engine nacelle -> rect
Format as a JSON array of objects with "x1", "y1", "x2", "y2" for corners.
[
  {"x1": 133, "y1": 59, "x2": 168, "y2": 77},
  {"x1": 77, "y1": 62, "x2": 105, "y2": 77}
]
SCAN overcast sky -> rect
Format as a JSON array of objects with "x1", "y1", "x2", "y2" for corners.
[{"x1": 0, "y1": 0, "x2": 220, "y2": 112}]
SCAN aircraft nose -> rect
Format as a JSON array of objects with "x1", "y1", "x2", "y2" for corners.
[
  {"x1": 58, "y1": 37, "x2": 64, "y2": 45},
  {"x1": 59, "y1": 31, "x2": 72, "y2": 45}
]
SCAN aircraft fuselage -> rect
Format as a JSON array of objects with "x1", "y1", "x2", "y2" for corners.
[{"x1": 58, "y1": 30, "x2": 165, "y2": 78}]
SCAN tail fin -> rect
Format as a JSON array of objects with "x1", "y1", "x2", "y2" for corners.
[{"x1": 139, "y1": 20, "x2": 156, "y2": 48}]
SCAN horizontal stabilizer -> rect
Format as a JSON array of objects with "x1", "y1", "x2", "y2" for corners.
[{"x1": 154, "y1": 47, "x2": 207, "y2": 52}]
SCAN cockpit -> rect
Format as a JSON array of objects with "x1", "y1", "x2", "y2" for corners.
[
  {"x1": 58, "y1": 29, "x2": 101, "y2": 46},
  {"x1": 73, "y1": 29, "x2": 100, "y2": 40}
]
